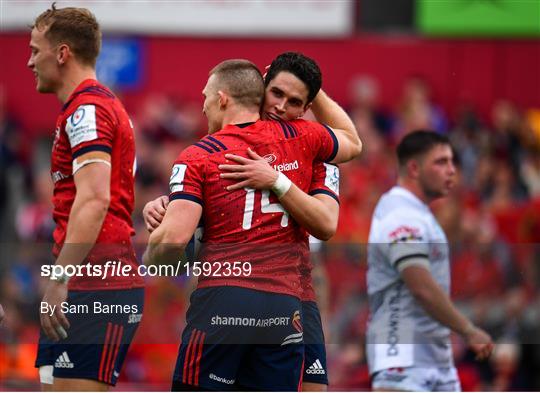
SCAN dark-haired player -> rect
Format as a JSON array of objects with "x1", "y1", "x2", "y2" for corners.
[
  {"x1": 366, "y1": 131, "x2": 493, "y2": 391},
  {"x1": 144, "y1": 52, "x2": 347, "y2": 390},
  {"x1": 144, "y1": 59, "x2": 360, "y2": 391},
  {"x1": 225, "y1": 52, "x2": 340, "y2": 391},
  {"x1": 28, "y1": 4, "x2": 143, "y2": 391}
]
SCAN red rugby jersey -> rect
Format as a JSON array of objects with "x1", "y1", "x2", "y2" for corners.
[
  {"x1": 301, "y1": 162, "x2": 340, "y2": 302},
  {"x1": 50, "y1": 79, "x2": 143, "y2": 290},
  {"x1": 169, "y1": 119, "x2": 338, "y2": 298}
]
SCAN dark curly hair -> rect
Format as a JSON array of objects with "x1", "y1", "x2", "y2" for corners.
[{"x1": 265, "y1": 52, "x2": 322, "y2": 103}]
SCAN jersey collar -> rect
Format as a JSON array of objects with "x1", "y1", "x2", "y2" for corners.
[
  {"x1": 61, "y1": 79, "x2": 102, "y2": 111},
  {"x1": 390, "y1": 186, "x2": 430, "y2": 211},
  {"x1": 221, "y1": 121, "x2": 258, "y2": 132}
]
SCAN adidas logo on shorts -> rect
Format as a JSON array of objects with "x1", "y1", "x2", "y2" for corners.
[
  {"x1": 306, "y1": 359, "x2": 325, "y2": 375},
  {"x1": 54, "y1": 351, "x2": 74, "y2": 369}
]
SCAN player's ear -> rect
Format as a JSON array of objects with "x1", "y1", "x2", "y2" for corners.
[
  {"x1": 56, "y1": 43, "x2": 70, "y2": 66},
  {"x1": 300, "y1": 102, "x2": 313, "y2": 117},
  {"x1": 407, "y1": 159, "x2": 420, "y2": 179},
  {"x1": 217, "y1": 90, "x2": 228, "y2": 110}
]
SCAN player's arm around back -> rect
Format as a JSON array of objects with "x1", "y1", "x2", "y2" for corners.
[
  {"x1": 220, "y1": 149, "x2": 339, "y2": 240},
  {"x1": 310, "y1": 89, "x2": 362, "y2": 163},
  {"x1": 275, "y1": 159, "x2": 340, "y2": 240},
  {"x1": 279, "y1": 190, "x2": 338, "y2": 241},
  {"x1": 401, "y1": 265, "x2": 494, "y2": 360},
  {"x1": 143, "y1": 195, "x2": 169, "y2": 233}
]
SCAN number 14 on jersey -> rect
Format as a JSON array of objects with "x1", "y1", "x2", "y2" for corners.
[{"x1": 242, "y1": 188, "x2": 289, "y2": 230}]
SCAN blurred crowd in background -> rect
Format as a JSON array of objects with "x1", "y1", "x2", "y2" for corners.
[{"x1": 1, "y1": 71, "x2": 539, "y2": 390}]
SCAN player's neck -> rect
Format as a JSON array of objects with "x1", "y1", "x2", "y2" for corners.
[
  {"x1": 56, "y1": 66, "x2": 97, "y2": 104},
  {"x1": 220, "y1": 108, "x2": 260, "y2": 129},
  {"x1": 397, "y1": 178, "x2": 431, "y2": 205}
]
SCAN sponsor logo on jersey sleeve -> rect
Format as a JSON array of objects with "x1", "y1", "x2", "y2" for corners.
[
  {"x1": 65, "y1": 105, "x2": 98, "y2": 148},
  {"x1": 170, "y1": 164, "x2": 188, "y2": 193},
  {"x1": 323, "y1": 163, "x2": 340, "y2": 195}
]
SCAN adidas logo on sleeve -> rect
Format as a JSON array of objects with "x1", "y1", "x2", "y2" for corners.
[
  {"x1": 54, "y1": 351, "x2": 74, "y2": 368},
  {"x1": 306, "y1": 359, "x2": 325, "y2": 375}
]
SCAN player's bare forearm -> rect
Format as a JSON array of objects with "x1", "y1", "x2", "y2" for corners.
[
  {"x1": 143, "y1": 227, "x2": 162, "y2": 266},
  {"x1": 55, "y1": 163, "x2": 111, "y2": 268},
  {"x1": 310, "y1": 89, "x2": 362, "y2": 162},
  {"x1": 278, "y1": 189, "x2": 338, "y2": 241},
  {"x1": 311, "y1": 89, "x2": 354, "y2": 132},
  {"x1": 143, "y1": 224, "x2": 185, "y2": 267},
  {"x1": 404, "y1": 267, "x2": 494, "y2": 360},
  {"x1": 401, "y1": 266, "x2": 475, "y2": 337},
  {"x1": 55, "y1": 197, "x2": 109, "y2": 268},
  {"x1": 220, "y1": 149, "x2": 339, "y2": 239},
  {"x1": 143, "y1": 198, "x2": 202, "y2": 266},
  {"x1": 42, "y1": 169, "x2": 107, "y2": 341}
]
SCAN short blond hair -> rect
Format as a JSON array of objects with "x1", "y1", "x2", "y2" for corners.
[
  {"x1": 32, "y1": 3, "x2": 101, "y2": 67},
  {"x1": 210, "y1": 59, "x2": 264, "y2": 110}
]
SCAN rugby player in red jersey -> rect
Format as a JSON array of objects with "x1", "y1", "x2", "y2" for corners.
[
  {"x1": 144, "y1": 52, "x2": 342, "y2": 391},
  {"x1": 220, "y1": 54, "x2": 341, "y2": 391},
  {"x1": 28, "y1": 4, "x2": 143, "y2": 391},
  {"x1": 144, "y1": 59, "x2": 360, "y2": 390}
]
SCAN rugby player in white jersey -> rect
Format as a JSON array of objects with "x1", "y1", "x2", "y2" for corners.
[{"x1": 366, "y1": 130, "x2": 494, "y2": 391}]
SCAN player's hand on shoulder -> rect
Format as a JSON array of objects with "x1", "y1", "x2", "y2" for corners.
[
  {"x1": 219, "y1": 148, "x2": 279, "y2": 191},
  {"x1": 464, "y1": 325, "x2": 494, "y2": 361},
  {"x1": 143, "y1": 195, "x2": 169, "y2": 233}
]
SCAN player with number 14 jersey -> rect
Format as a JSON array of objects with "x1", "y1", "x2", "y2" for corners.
[{"x1": 169, "y1": 118, "x2": 338, "y2": 298}]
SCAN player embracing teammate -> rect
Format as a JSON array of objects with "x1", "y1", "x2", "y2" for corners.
[
  {"x1": 25, "y1": 4, "x2": 492, "y2": 390},
  {"x1": 143, "y1": 58, "x2": 361, "y2": 390},
  {"x1": 144, "y1": 52, "x2": 353, "y2": 391}
]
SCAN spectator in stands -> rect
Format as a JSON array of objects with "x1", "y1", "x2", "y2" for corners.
[
  {"x1": 394, "y1": 75, "x2": 448, "y2": 137},
  {"x1": 490, "y1": 100, "x2": 529, "y2": 198},
  {"x1": 0, "y1": 86, "x2": 24, "y2": 243},
  {"x1": 15, "y1": 169, "x2": 54, "y2": 242},
  {"x1": 348, "y1": 75, "x2": 392, "y2": 137},
  {"x1": 520, "y1": 147, "x2": 540, "y2": 197},
  {"x1": 136, "y1": 93, "x2": 203, "y2": 144}
]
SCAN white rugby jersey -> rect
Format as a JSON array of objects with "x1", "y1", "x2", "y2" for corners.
[{"x1": 366, "y1": 186, "x2": 453, "y2": 374}]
